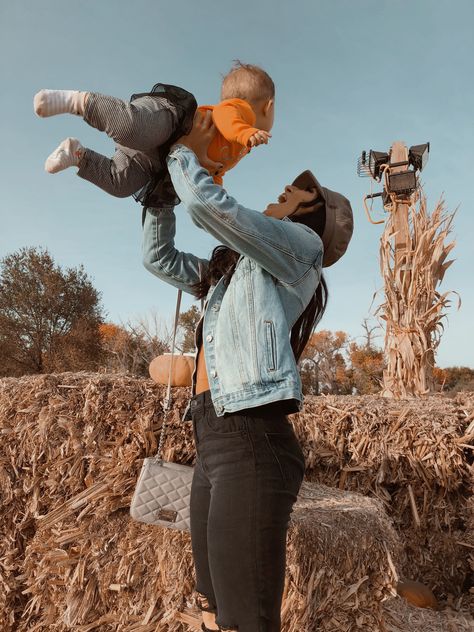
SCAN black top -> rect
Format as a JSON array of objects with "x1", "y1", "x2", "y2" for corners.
[{"x1": 133, "y1": 83, "x2": 197, "y2": 213}]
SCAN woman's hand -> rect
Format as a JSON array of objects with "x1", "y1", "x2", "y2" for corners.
[{"x1": 173, "y1": 110, "x2": 223, "y2": 177}]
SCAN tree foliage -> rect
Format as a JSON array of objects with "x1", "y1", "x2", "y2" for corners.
[
  {"x1": 300, "y1": 330, "x2": 350, "y2": 395},
  {"x1": 178, "y1": 305, "x2": 201, "y2": 353},
  {"x1": 432, "y1": 366, "x2": 474, "y2": 392},
  {"x1": 346, "y1": 341, "x2": 384, "y2": 394},
  {"x1": 99, "y1": 319, "x2": 168, "y2": 377},
  {"x1": 299, "y1": 323, "x2": 472, "y2": 395},
  {"x1": 0, "y1": 247, "x2": 104, "y2": 376}
]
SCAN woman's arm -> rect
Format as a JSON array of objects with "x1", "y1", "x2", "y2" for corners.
[
  {"x1": 142, "y1": 206, "x2": 209, "y2": 295},
  {"x1": 166, "y1": 145, "x2": 323, "y2": 286}
]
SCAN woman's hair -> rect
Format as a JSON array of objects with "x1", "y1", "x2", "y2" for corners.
[
  {"x1": 190, "y1": 207, "x2": 328, "y2": 363},
  {"x1": 191, "y1": 245, "x2": 241, "y2": 299}
]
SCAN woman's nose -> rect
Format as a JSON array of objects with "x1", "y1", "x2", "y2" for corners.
[{"x1": 285, "y1": 185, "x2": 294, "y2": 194}]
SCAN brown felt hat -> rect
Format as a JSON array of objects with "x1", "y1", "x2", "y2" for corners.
[{"x1": 291, "y1": 170, "x2": 354, "y2": 267}]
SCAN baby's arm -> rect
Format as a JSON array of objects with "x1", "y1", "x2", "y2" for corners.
[
  {"x1": 247, "y1": 130, "x2": 271, "y2": 147},
  {"x1": 211, "y1": 99, "x2": 270, "y2": 148}
]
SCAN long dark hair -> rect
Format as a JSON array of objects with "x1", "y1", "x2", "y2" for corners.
[{"x1": 191, "y1": 214, "x2": 328, "y2": 363}]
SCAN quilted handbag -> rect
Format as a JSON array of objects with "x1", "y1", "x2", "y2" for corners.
[{"x1": 130, "y1": 289, "x2": 200, "y2": 531}]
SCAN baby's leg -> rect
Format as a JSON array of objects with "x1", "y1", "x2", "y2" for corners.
[
  {"x1": 77, "y1": 146, "x2": 152, "y2": 198},
  {"x1": 83, "y1": 93, "x2": 177, "y2": 153},
  {"x1": 34, "y1": 90, "x2": 177, "y2": 153},
  {"x1": 44, "y1": 137, "x2": 152, "y2": 199},
  {"x1": 34, "y1": 90, "x2": 87, "y2": 117}
]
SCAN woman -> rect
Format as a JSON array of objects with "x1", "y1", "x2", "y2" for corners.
[{"x1": 142, "y1": 112, "x2": 353, "y2": 632}]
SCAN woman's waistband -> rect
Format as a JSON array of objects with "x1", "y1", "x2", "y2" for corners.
[{"x1": 190, "y1": 389, "x2": 299, "y2": 418}]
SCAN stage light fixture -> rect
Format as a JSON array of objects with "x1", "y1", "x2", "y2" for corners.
[
  {"x1": 369, "y1": 150, "x2": 390, "y2": 180},
  {"x1": 409, "y1": 143, "x2": 430, "y2": 172},
  {"x1": 388, "y1": 170, "x2": 417, "y2": 195}
]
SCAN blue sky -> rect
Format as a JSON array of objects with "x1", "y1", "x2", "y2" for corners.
[{"x1": 0, "y1": 0, "x2": 473, "y2": 367}]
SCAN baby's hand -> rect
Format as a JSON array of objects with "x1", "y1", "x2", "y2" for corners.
[{"x1": 248, "y1": 130, "x2": 272, "y2": 147}]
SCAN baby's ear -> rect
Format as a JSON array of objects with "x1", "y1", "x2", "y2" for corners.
[{"x1": 264, "y1": 98, "x2": 274, "y2": 114}]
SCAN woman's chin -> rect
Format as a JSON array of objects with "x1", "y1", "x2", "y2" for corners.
[
  {"x1": 264, "y1": 201, "x2": 295, "y2": 218},
  {"x1": 263, "y1": 204, "x2": 278, "y2": 216}
]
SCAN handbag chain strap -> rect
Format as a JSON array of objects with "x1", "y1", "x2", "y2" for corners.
[
  {"x1": 153, "y1": 263, "x2": 206, "y2": 462},
  {"x1": 154, "y1": 288, "x2": 183, "y2": 461}
]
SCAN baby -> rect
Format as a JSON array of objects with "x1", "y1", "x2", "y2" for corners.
[{"x1": 33, "y1": 61, "x2": 275, "y2": 208}]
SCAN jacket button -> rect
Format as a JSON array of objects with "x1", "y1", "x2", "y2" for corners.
[
  {"x1": 211, "y1": 369, "x2": 217, "y2": 378},
  {"x1": 206, "y1": 334, "x2": 213, "y2": 342}
]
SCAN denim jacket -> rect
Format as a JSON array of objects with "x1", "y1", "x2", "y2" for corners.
[{"x1": 142, "y1": 145, "x2": 323, "y2": 417}]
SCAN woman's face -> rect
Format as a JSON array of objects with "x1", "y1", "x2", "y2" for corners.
[{"x1": 263, "y1": 185, "x2": 319, "y2": 219}]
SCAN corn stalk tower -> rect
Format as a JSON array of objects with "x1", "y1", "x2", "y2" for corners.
[{"x1": 358, "y1": 141, "x2": 457, "y2": 398}]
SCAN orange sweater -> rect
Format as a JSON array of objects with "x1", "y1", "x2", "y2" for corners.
[{"x1": 197, "y1": 98, "x2": 260, "y2": 186}]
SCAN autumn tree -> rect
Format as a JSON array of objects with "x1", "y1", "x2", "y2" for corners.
[
  {"x1": 299, "y1": 330, "x2": 350, "y2": 395},
  {"x1": 178, "y1": 305, "x2": 201, "y2": 353},
  {"x1": 0, "y1": 247, "x2": 104, "y2": 376},
  {"x1": 432, "y1": 366, "x2": 474, "y2": 392},
  {"x1": 344, "y1": 319, "x2": 384, "y2": 394},
  {"x1": 99, "y1": 305, "x2": 203, "y2": 377},
  {"x1": 346, "y1": 342, "x2": 384, "y2": 394},
  {"x1": 100, "y1": 316, "x2": 169, "y2": 377}
]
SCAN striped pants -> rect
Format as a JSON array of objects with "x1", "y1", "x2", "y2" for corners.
[{"x1": 77, "y1": 93, "x2": 177, "y2": 198}]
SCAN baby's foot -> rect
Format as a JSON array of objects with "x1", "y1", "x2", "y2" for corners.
[
  {"x1": 45, "y1": 138, "x2": 84, "y2": 173},
  {"x1": 34, "y1": 89, "x2": 87, "y2": 117}
]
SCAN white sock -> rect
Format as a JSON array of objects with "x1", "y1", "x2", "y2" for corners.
[
  {"x1": 45, "y1": 138, "x2": 84, "y2": 173},
  {"x1": 34, "y1": 90, "x2": 87, "y2": 117}
]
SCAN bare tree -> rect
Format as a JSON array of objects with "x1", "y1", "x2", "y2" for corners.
[
  {"x1": 100, "y1": 310, "x2": 170, "y2": 377},
  {"x1": 360, "y1": 318, "x2": 381, "y2": 351}
]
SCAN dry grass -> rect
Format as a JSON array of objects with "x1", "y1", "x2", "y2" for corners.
[
  {"x1": 1, "y1": 373, "x2": 472, "y2": 631},
  {"x1": 295, "y1": 392, "x2": 474, "y2": 598}
]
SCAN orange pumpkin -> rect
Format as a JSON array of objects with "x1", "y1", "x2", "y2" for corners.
[
  {"x1": 149, "y1": 353, "x2": 195, "y2": 387},
  {"x1": 396, "y1": 579, "x2": 438, "y2": 609}
]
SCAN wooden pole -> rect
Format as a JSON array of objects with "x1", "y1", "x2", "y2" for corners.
[
  {"x1": 389, "y1": 141, "x2": 411, "y2": 270},
  {"x1": 381, "y1": 141, "x2": 415, "y2": 397}
]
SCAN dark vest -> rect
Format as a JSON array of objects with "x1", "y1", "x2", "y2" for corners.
[{"x1": 130, "y1": 83, "x2": 197, "y2": 216}]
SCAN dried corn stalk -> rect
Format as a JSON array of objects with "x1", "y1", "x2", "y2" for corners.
[{"x1": 376, "y1": 191, "x2": 458, "y2": 398}]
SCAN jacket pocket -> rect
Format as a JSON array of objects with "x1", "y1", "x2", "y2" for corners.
[{"x1": 264, "y1": 320, "x2": 277, "y2": 371}]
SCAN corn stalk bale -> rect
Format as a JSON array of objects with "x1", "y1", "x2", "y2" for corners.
[
  {"x1": 377, "y1": 194, "x2": 458, "y2": 398},
  {"x1": 1, "y1": 373, "x2": 472, "y2": 630},
  {"x1": 382, "y1": 596, "x2": 474, "y2": 632},
  {"x1": 292, "y1": 392, "x2": 473, "y2": 596},
  {"x1": 0, "y1": 372, "x2": 401, "y2": 631},
  {"x1": 282, "y1": 481, "x2": 402, "y2": 632}
]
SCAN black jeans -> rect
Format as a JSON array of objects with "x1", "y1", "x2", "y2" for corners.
[{"x1": 190, "y1": 390, "x2": 305, "y2": 632}]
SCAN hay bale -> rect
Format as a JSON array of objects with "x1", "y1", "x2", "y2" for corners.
[
  {"x1": 12, "y1": 479, "x2": 402, "y2": 632},
  {"x1": 19, "y1": 511, "x2": 195, "y2": 631},
  {"x1": 282, "y1": 481, "x2": 401, "y2": 631},
  {"x1": 0, "y1": 372, "x2": 192, "y2": 631},
  {"x1": 382, "y1": 596, "x2": 474, "y2": 632},
  {"x1": 1, "y1": 373, "x2": 472, "y2": 631},
  {"x1": 292, "y1": 393, "x2": 473, "y2": 596}
]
